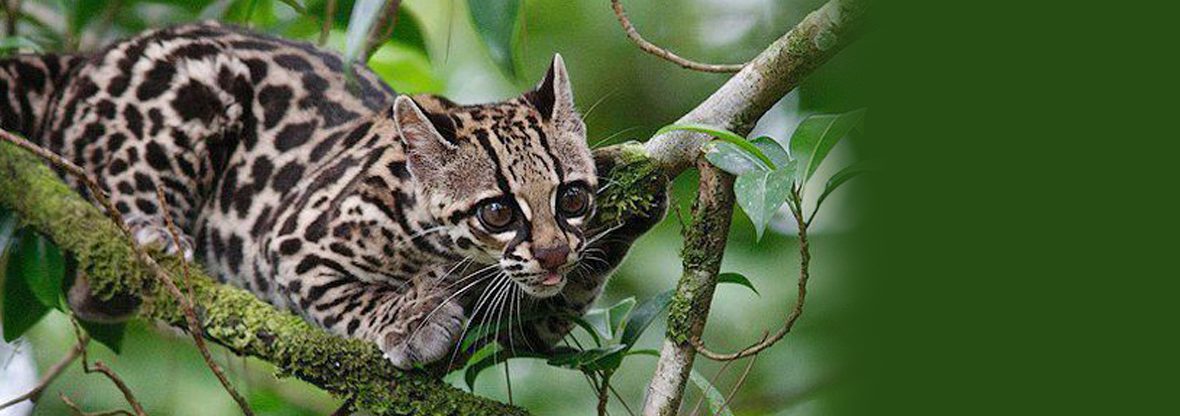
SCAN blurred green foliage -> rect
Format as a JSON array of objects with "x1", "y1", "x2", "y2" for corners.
[{"x1": 0, "y1": 0, "x2": 865, "y2": 414}]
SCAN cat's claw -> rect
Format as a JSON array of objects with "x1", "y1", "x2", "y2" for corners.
[
  {"x1": 126, "y1": 215, "x2": 195, "y2": 261},
  {"x1": 381, "y1": 299, "x2": 465, "y2": 369}
]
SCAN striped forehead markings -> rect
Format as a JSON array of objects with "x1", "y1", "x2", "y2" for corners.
[{"x1": 472, "y1": 129, "x2": 512, "y2": 195}]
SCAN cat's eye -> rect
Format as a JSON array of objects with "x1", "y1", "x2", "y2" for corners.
[
  {"x1": 557, "y1": 186, "x2": 590, "y2": 217},
  {"x1": 477, "y1": 200, "x2": 515, "y2": 231}
]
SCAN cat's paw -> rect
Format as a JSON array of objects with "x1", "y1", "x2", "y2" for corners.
[
  {"x1": 380, "y1": 298, "x2": 465, "y2": 370},
  {"x1": 125, "y1": 215, "x2": 194, "y2": 261}
]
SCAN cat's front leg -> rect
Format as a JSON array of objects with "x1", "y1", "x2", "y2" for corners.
[
  {"x1": 372, "y1": 272, "x2": 466, "y2": 369},
  {"x1": 279, "y1": 261, "x2": 466, "y2": 369}
]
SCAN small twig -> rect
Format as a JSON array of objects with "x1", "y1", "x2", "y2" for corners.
[
  {"x1": 0, "y1": 132, "x2": 252, "y2": 415},
  {"x1": 692, "y1": 188, "x2": 811, "y2": 361},
  {"x1": 2, "y1": 0, "x2": 21, "y2": 37},
  {"x1": 0, "y1": 341, "x2": 84, "y2": 411},
  {"x1": 596, "y1": 370, "x2": 612, "y2": 416},
  {"x1": 67, "y1": 320, "x2": 147, "y2": 416},
  {"x1": 0, "y1": 131, "x2": 129, "y2": 238},
  {"x1": 609, "y1": 0, "x2": 745, "y2": 73},
  {"x1": 362, "y1": 0, "x2": 401, "y2": 59},
  {"x1": 319, "y1": 0, "x2": 337, "y2": 45},
  {"x1": 715, "y1": 354, "x2": 758, "y2": 415},
  {"x1": 155, "y1": 187, "x2": 255, "y2": 416},
  {"x1": 59, "y1": 393, "x2": 135, "y2": 416}
]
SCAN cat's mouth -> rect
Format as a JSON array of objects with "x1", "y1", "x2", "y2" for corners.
[{"x1": 513, "y1": 270, "x2": 570, "y2": 298}]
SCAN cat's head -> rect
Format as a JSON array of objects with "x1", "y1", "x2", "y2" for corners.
[{"x1": 392, "y1": 54, "x2": 597, "y2": 298}]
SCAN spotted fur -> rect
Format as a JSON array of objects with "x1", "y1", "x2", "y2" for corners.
[{"x1": 0, "y1": 22, "x2": 659, "y2": 368}]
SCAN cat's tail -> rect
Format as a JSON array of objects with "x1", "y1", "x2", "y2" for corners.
[{"x1": 0, "y1": 53, "x2": 85, "y2": 140}]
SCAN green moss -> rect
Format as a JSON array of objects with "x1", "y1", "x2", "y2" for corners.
[{"x1": 594, "y1": 142, "x2": 666, "y2": 226}]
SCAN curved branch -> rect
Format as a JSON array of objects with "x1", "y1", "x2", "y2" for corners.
[
  {"x1": 644, "y1": 0, "x2": 868, "y2": 176},
  {"x1": 0, "y1": 340, "x2": 83, "y2": 411},
  {"x1": 609, "y1": 0, "x2": 745, "y2": 73},
  {"x1": 692, "y1": 191, "x2": 811, "y2": 361}
]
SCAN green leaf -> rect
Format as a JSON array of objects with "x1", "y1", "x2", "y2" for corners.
[
  {"x1": 658, "y1": 124, "x2": 776, "y2": 170},
  {"x1": 814, "y1": 162, "x2": 870, "y2": 215},
  {"x1": 13, "y1": 232, "x2": 67, "y2": 310},
  {"x1": 2, "y1": 232, "x2": 50, "y2": 341},
  {"x1": 789, "y1": 109, "x2": 866, "y2": 184},
  {"x1": 343, "y1": 0, "x2": 387, "y2": 65},
  {"x1": 276, "y1": 0, "x2": 307, "y2": 14},
  {"x1": 568, "y1": 315, "x2": 604, "y2": 347},
  {"x1": 467, "y1": 0, "x2": 521, "y2": 78},
  {"x1": 620, "y1": 289, "x2": 674, "y2": 348},
  {"x1": 627, "y1": 348, "x2": 661, "y2": 357},
  {"x1": 79, "y1": 320, "x2": 126, "y2": 354},
  {"x1": 0, "y1": 36, "x2": 44, "y2": 54},
  {"x1": 718, "y1": 272, "x2": 759, "y2": 295},
  {"x1": 690, "y1": 369, "x2": 735, "y2": 416},
  {"x1": 703, "y1": 136, "x2": 792, "y2": 176},
  {"x1": 462, "y1": 344, "x2": 554, "y2": 390},
  {"x1": 735, "y1": 166, "x2": 795, "y2": 241},
  {"x1": 546, "y1": 344, "x2": 626, "y2": 371},
  {"x1": 585, "y1": 297, "x2": 635, "y2": 340},
  {"x1": 367, "y1": 43, "x2": 444, "y2": 93}
]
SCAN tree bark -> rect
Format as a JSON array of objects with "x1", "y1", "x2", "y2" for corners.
[{"x1": 643, "y1": 161, "x2": 736, "y2": 415}]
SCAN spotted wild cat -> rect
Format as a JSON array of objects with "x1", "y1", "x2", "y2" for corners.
[{"x1": 0, "y1": 21, "x2": 661, "y2": 368}]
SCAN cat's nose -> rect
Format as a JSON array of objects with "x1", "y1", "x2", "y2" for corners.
[{"x1": 534, "y1": 245, "x2": 571, "y2": 271}]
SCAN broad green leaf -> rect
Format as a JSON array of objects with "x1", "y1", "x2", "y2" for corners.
[
  {"x1": 277, "y1": 0, "x2": 307, "y2": 14},
  {"x1": 0, "y1": 36, "x2": 44, "y2": 54},
  {"x1": 2, "y1": 233, "x2": 50, "y2": 341},
  {"x1": 13, "y1": 232, "x2": 66, "y2": 310},
  {"x1": 343, "y1": 0, "x2": 387, "y2": 65},
  {"x1": 607, "y1": 297, "x2": 636, "y2": 340},
  {"x1": 467, "y1": 0, "x2": 521, "y2": 78},
  {"x1": 658, "y1": 124, "x2": 775, "y2": 170},
  {"x1": 459, "y1": 311, "x2": 544, "y2": 352},
  {"x1": 462, "y1": 344, "x2": 552, "y2": 390},
  {"x1": 568, "y1": 315, "x2": 604, "y2": 347},
  {"x1": 620, "y1": 289, "x2": 674, "y2": 348},
  {"x1": 368, "y1": 43, "x2": 444, "y2": 93},
  {"x1": 752, "y1": 136, "x2": 792, "y2": 169},
  {"x1": 627, "y1": 349, "x2": 661, "y2": 357},
  {"x1": 581, "y1": 307, "x2": 612, "y2": 341},
  {"x1": 584, "y1": 297, "x2": 635, "y2": 341},
  {"x1": 814, "y1": 162, "x2": 870, "y2": 215},
  {"x1": 690, "y1": 369, "x2": 735, "y2": 416},
  {"x1": 79, "y1": 320, "x2": 126, "y2": 354},
  {"x1": 735, "y1": 166, "x2": 795, "y2": 241},
  {"x1": 546, "y1": 344, "x2": 626, "y2": 371},
  {"x1": 789, "y1": 109, "x2": 866, "y2": 184},
  {"x1": 718, "y1": 272, "x2": 759, "y2": 295},
  {"x1": 704, "y1": 136, "x2": 792, "y2": 176}
]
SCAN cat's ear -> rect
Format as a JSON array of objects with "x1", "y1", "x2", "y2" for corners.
[
  {"x1": 524, "y1": 54, "x2": 576, "y2": 122},
  {"x1": 392, "y1": 95, "x2": 457, "y2": 154}
]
